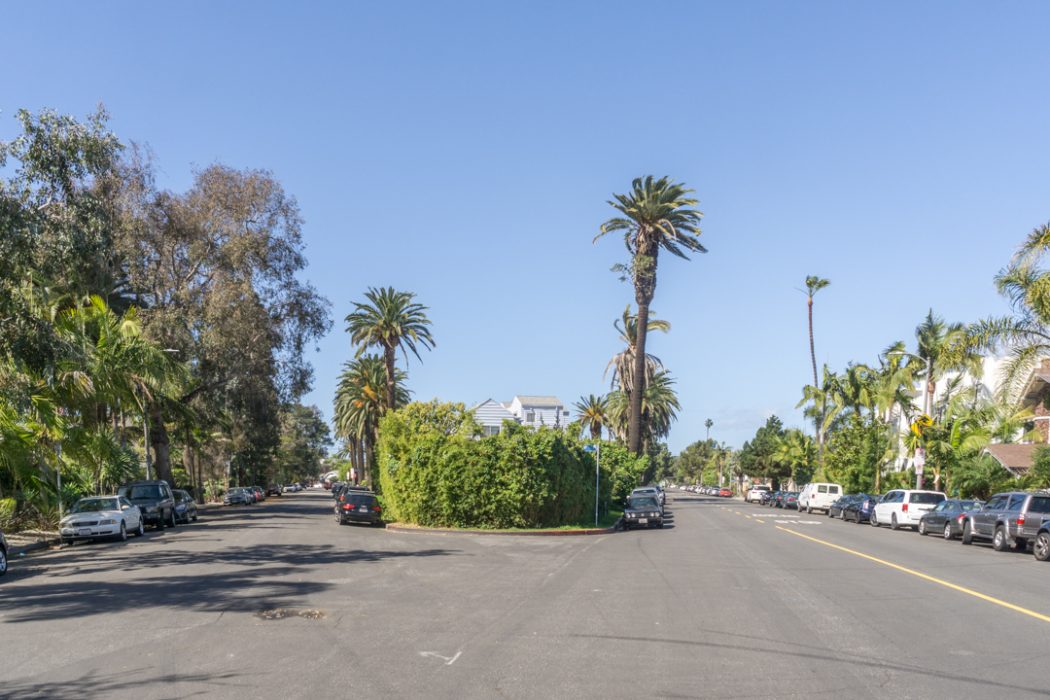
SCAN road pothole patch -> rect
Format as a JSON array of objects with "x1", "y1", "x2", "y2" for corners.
[{"x1": 256, "y1": 608, "x2": 326, "y2": 620}]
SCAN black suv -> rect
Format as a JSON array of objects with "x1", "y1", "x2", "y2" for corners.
[
  {"x1": 334, "y1": 490, "x2": 382, "y2": 526},
  {"x1": 118, "y1": 480, "x2": 177, "y2": 529},
  {"x1": 961, "y1": 491, "x2": 1050, "y2": 551}
]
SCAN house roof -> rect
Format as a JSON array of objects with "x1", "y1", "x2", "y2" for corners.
[
  {"x1": 983, "y1": 443, "x2": 1038, "y2": 474},
  {"x1": 1020, "y1": 370, "x2": 1050, "y2": 406},
  {"x1": 513, "y1": 395, "x2": 564, "y2": 407}
]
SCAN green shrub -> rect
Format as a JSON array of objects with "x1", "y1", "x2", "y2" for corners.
[
  {"x1": 0, "y1": 498, "x2": 15, "y2": 529},
  {"x1": 377, "y1": 401, "x2": 646, "y2": 528}
]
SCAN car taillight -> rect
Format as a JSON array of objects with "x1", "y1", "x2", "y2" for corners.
[
  {"x1": 863, "y1": 500, "x2": 870, "y2": 508},
  {"x1": 902, "y1": 503, "x2": 909, "y2": 513},
  {"x1": 1018, "y1": 513, "x2": 1026, "y2": 526},
  {"x1": 957, "y1": 514, "x2": 967, "y2": 523},
  {"x1": 373, "y1": 505, "x2": 382, "y2": 512},
  {"x1": 343, "y1": 504, "x2": 352, "y2": 510}
]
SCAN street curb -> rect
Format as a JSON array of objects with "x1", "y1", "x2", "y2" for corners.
[
  {"x1": 9, "y1": 537, "x2": 61, "y2": 558},
  {"x1": 383, "y1": 521, "x2": 621, "y2": 537}
]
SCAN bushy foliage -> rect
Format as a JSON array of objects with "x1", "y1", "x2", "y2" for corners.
[
  {"x1": 377, "y1": 401, "x2": 646, "y2": 528},
  {"x1": 824, "y1": 415, "x2": 892, "y2": 493}
]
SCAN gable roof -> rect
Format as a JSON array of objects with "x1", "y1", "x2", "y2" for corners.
[
  {"x1": 513, "y1": 395, "x2": 564, "y2": 408},
  {"x1": 983, "y1": 443, "x2": 1038, "y2": 474}
]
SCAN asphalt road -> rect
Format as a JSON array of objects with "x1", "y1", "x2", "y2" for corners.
[{"x1": 4, "y1": 490, "x2": 1050, "y2": 699}]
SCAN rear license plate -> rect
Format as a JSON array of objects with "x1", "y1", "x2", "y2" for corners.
[
  {"x1": 359, "y1": 506, "x2": 369, "y2": 512},
  {"x1": 638, "y1": 518, "x2": 648, "y2": 524}
]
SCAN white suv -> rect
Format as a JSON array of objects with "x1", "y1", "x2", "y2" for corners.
[
  {"x1": 798, "y1": 483, "x2": 842, "y2": 513},
  {"x1": 746, "y1": 485, "x2": 770, "y2": 503},
  {"x1": 871, "y1": 489, "x2": 946, "y2": 530}
]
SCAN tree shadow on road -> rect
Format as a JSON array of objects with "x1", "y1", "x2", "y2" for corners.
[
  {"x1": 3, "y1": 668, "x2": 245, "y2": 700},
  {"x1": 0, "y1": 543, "x2": 462, "y2": 622}
]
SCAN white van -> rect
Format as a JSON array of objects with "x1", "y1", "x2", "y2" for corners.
[{"x1": 797, "y1": 483, "x2": 842, "y2": 513}]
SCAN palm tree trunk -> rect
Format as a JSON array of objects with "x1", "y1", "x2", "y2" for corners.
[
  {"x1": 590, "y1": 422, "x2": 601, "y2": 440},
  {"x1": 150, "y1": 403, "x2": 174, "y2": 485},
  {"x1": 384, "y1": 345, "x2": 397, "y2": 412},
  {"x1": 630, "y1": 301, "x2": 650, "y2": 456},
  {"x1": 808, "y1": 297, "x2": 818, "y2": 388}
]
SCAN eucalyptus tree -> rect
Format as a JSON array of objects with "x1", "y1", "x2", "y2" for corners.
[
  {"x1": 345, "y1": 287, "x2": 435, "y2": 412},
  {"x1": 596, "y1": 176, "x2": 704, "y2": 455},
  {"x1": 574, "y1": 394, "x2": 610, "y2": 440}
]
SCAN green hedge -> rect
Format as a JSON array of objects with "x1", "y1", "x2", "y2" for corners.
[{"x1": 377, "y1": 401, "x2": 647, "y2": 529}]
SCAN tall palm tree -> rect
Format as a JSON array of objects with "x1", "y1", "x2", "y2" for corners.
[
  {"x1": 604, "y1": 305, "x2": 670, "y2": 394},
  {"x1": 574, "y1": 394, "x2": 609, "y2": 440},
  {"x1": 608, "y1": 370, "x2": 681, "y2": 454},
  {"x1": 345, "y1": 287, "x2": 434, "y2": 412},
  {"x1": 804, "y1": 276, "x2": 830, "y2": 388},
  {"x1": 966, "y1": 223, "x2": 1050, "y2": 400},
  {"x1": 798, "y1": 365, "x2": 845, "y2": 454},
  {"x1": 334, "y1": 354, "x2": 410, "y2": 485},
  {"x1": 704, "y1": 418, "x2": 713, "y2": 441},
  {"x1": 915, "y1": 309, "x2": 974, "y2": 421},
  {"x1": 596, "y1": 176, "x2": 704, "y2": 454}
]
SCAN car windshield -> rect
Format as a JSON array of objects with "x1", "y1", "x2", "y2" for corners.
[
  {"x1": 73, "y1": 498, "x2": 119, "y2": 513},
  {"x1": 631, "y1": 497, "x2": 659, "y2": 509},
  {"x1": 125, "y1": 485, "x2": 163, "y2": 499},
  {"x1": 911, "y1": 493, "x2": 945, "y2": 505},
  {"x1": 959, "y1": 500, "x2": 981, "y2": 511}
]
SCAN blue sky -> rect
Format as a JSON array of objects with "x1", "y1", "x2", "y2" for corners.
[{"x1": 4, "y1": 1, "x2": 1049, "y2": 451}]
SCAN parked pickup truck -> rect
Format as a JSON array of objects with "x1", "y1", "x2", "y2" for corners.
[{"x1": 961, "y1": 491, "x2": 1050, "y2": 552}]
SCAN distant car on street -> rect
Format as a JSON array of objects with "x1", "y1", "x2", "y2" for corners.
[
  {"x1": 746, "y1": 485, "x2": 770, "y2": 503},
  {"x1": 266, "y1": 484, "x2": 283, "y2": 497},
  {"x1": 335, "y1": 490, "x2": 383, "y2": 526},
  {"x1": 630, "y1": 487, "x2": 663, "y2": 509},
  {"x1": 224, "y1": 487, "x2": 252, "y2": 505},
  {"x1": 783, "y1": 492, "x2": 799, "y2": 509},
  {"x1": 828, "y1": 495, "x2": 858, "y2": 519},
  {"x1": 173, "y1": 490, "x2": 199, "y2": 524},
  {"x1": 872, "y1": 489, "x2": 946, "y2": 530},
  {"x1": 842, "y1": 494, "x2": 879, "y2": 523},
  {"x1": 60, "y1": 496, "x2": 144, "y2": 542},
  {"x1": 623, "y1": 496, "x2": 663, "y2": 530},
  {"x1": 251, "y1": 486, "x2": 265, "y2": 502},
  {"x1": 798, "y1": 482, "x2": 843, "y2": 514},
  {"x1": 918, "y1": 499, "x2": 982, "y2": 539}
]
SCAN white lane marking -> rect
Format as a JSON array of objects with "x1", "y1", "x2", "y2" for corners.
[
  {"x1": 420, "y1": 651, "x2": 462, "y2": 665},
  {"x1": 775, "y1": 520, "x2": 822, "y2": 525}
]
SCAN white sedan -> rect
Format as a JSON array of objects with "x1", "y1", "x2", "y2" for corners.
[{"x1": 60, "y1": 496, "x2": 145, "y2": 543}]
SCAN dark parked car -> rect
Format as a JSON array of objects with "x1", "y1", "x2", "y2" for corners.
[
  {"x1": 173, "y1": 490, "x2": 199, "y2": 524},
  {"x1": 0, "y1": 528, "x2": 8, "y2": 577},
  {"x1": 266, "y1": 484, "x2": 282, "y2": 497},
  {"x1": 962, "y1": 491, "x2": 1050, "y2": 551},
  {"x1": 117, "y1": 480, "x2": 176, "y2": 529},
  {"x1": 771, "y1": 491, "x2": 785, "y2": 508},
  {"x1": 224, "y1": 487, "x2": 252, "y2": 505},
  {"x1": 828, "y1": 495, "x2": 858, "y2": 519},
  {"x1": 623, "y1": 496, "x2": 663, "y2": 529},
  {"x1": 918, "y1": 499, "x2": 982, "y2": 539},
  {"x1": 759, "y1": 490, "x2": 775, "y2": 506},
  {"x1": 335, "y1": 490, "x2": 383, "y2": 526},
  {"x1": 842, "y1": 494, "x2": 878, "y2": 523},
  {"x1": 783, "y1": 492, "x2": 799, "y2": 509}
]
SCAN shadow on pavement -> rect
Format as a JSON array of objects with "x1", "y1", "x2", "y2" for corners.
[
  {"x1": 0, "y1": 543, "x2": 463, "y2": 622},
  {"x1": 3, "y1": 668, "x2": 245, "y2": 700}
]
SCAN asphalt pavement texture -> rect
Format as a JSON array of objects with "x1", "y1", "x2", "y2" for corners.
[{"x1": 3, "y1": 489, "x2": 1050, "y2": 699}]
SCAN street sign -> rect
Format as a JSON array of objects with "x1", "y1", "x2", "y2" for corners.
[{"x1": 583, "y1": 445, "x2": 597, "y2": 453}]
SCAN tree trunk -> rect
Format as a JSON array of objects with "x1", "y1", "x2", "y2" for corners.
[
  {"x1": 590, "y1": 421, "x2": 601, "y2": 440},
  {"x1": 150, "y1": 403, "x2": 174, "y2": 486},
  {"x1": 808, "y1": 297, "x2": 818, "y2": 388},
  {"x1": 630, "y1": 301, "x2": 650, "y2": 456},
  {"x1": 384, "y1": 344, "x2": 397, "y2": 412}
]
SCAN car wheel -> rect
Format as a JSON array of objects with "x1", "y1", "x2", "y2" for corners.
[
  {"x1": 890, "y1": 514, "x2": 899, "y2": 530},
  {"x1": 993, "y1": 526, "x2": 1009, "y2": 552},
  {"x1": 961, "y1": 521, "x2": 973, "y2": 545},
  {"x1": 168, "y1": 510, "x2": 177, "y2": 528},
  {"x1": 1034, "y1": 532, "x2": 1050, "y2": 561},
  {"x1": 807, "y1": 506, "x2": 812, "y2": 514},
  {"x1": 918, "y1": 520, "x2": 927, "y2": 536},
  {"x1": 136, "y1": 519, "x2": 145, "y2": 537},
  {"x1": 943, "y1": 522, "x2": 953, "y2": 540},
  {"x1": 870, "y1": 512, "x2": 879, "y2": 527},
  {"x1": 156, "y1": 516, "x2": 165, "y2": 530},
  {"x1": 656, "y1": 522, "x2": 664, "y2": 529},
  {"x1": 118, "y1": 522, "x2": 127, "y2": 542}
]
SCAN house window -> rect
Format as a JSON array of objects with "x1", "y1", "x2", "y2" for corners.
[
  {"x1": 526, "y1": 411, "x2": 535, "y2": 423},
  {"x1": 484, "y1": 425, "x2": 500, "y2": 436}
]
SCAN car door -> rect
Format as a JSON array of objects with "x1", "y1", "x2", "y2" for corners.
[
  {"x1": 1022, "y1": 495, "x2": 1050, "y2": 539},
  {"x1": 926, "y1": 500, "x2": 948, "y2": 528},
  {"x1": 974, "y1": 495, "x2": 1006, "y2": 537},
  {"x1": 120, "y1": 497, "x2": 140, "y2": 529},
  {"x1": 876, "y1": 491, "x2": 899, "y2": 520}
]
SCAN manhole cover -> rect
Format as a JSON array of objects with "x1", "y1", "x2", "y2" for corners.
[{"x1": 256, "y1": 608, "x2": 326, "y2": 620}]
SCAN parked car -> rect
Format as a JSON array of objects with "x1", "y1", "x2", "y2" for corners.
[
  {"x1": 283, "y1": 483, "x2": 302, "y2": 493},
  {"x1": 718, "y1": 487, "x2": 732, "y2": 498},
  {"x1": 962, "y1": 491, "x2": 1050, "y2": 551},
  {"x1": 871, "y1": 489, "x2": 945, "y2": 530},
  {"x1": 173, "y1": 490, "x2": 199, "y2": 524},
  {"x1": 918, "y1": 499, "x2": 983, "y2": 539},
  {"x1": 0, "y1": 528, "x2": 9, "y2": 577},
  {"x1": 630, "y1": 487, "x2": 663, "y2": 510},
  {"x1": 1032, "y1": 518, "x2": 1050, "y2": 561},
  {"x1": 266, "y1": 484, "x2": 283, "y2": 497},
  {"x1": 117, "y1": 480, "x2": 176, "y2": 529},
  {"x1": 770, "y1": 491, "x2": 784, "y2": 507},
  {"x1": 759, "y1": 490, "x2": 775, "y2": 506},
  {"x1": 60, "y1": 496, "x2": 144, "y2": 542},
  {"x1": 828, "y1": 495, "x2": 858, "y2": 519},
  {"x1": 842, "y1": 494, "x2": 878, "y2": 523},
  {"x1": 335, "y1": 490, "x2": 383, "y2": 526},
  {"x1": 251, "y1": 486, "x2": 265, "y2": 502},
  {"x1": 623, "y1": 496, "x2": 663, "y2": 529},
  {"x1": 798, "y1": 482, "x2": 843, "y2": 514},
  {"x1": 783, "y1": 492, "x2": 799, "y2": 509},
  {"x1": 224, "y1": 487, "x2": 253, "y2": 505},
  {"x1": 746, "y1": 485, "x2": 771, "y2": 503}
]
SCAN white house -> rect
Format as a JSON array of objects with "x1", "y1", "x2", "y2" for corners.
[
  {"x1": 473, "y1": 399, "x2": 517, "y2": 436},
  {"x1": 471, "y1": 395, "x2": 572, "y2": 435}
]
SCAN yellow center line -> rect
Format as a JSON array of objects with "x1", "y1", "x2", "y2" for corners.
[
  {"x1": 754, "y1": 518, "x2": 765, "y2": 524},
  {"x1": 744, "y1": 514, "x2": 752, "y2": 520},
  {"x1": 775, "y1": 526, "x2": 1050, "y2": 625}
]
